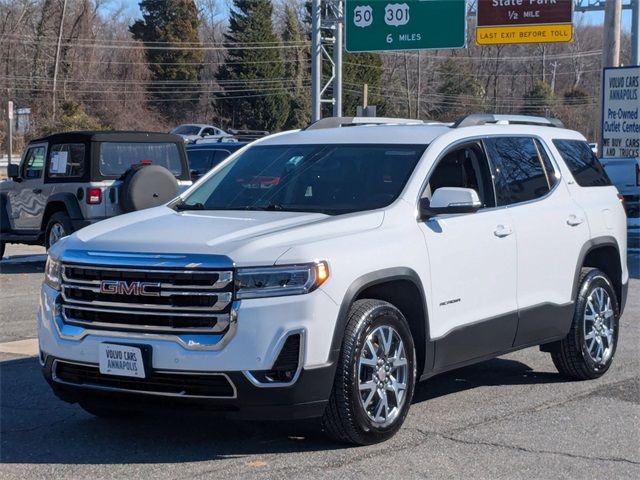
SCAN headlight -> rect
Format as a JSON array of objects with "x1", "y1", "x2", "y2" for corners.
[
  {"x1": 236, "y1": 261, "x2": 329, "y2": 299},
  {"x1": 44, "y1": 256, "x2": 62, "y2": 291}
]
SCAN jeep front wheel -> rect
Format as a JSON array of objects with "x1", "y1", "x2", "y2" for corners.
[
  {"x1": 322, "y1": 299, "x2": 416, "y2": 445},
  {"x1": 45, "y1": 212, "x2": 74, "y2": 249}
]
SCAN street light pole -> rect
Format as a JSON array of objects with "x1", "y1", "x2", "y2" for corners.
[{"x1": 52, "y1": 0, "x2": 68, "y2": 122}]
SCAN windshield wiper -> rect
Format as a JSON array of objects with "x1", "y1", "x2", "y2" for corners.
[{"x1": 175, "y1": 201, "x2": 206, "y2": 211}]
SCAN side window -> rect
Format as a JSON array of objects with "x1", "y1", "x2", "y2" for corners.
[
  {"x1": 424, "y1": 143, "x2": 496, "y2": 208},
  {"x1": 48, "y1": 144, "x2": 86, "y2": 178},
  {"x1": 202, "y1": 128, "x2": 216, "y2": 137},
  {"x1": 552, "y1": 139, "x2": 612, "y2": 187},
  {"x1": 484, "y1": 137, "x2": 554, "y2": 206},
  {"x1": 22, "y1": 146, "x2": 46, "y2": 179},
  {"x1": 187, "y1": 150, "x2": 214, "y2": 173},
  {"x1": 212, "y1": 150, "x2": 232, "y2": 167}
]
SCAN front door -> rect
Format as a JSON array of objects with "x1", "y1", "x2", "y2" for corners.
[
  {"x1": 417, "y1": 141, "x2": 518, "y2": 370},
  {"x1": 8, "y1": 144, "x2": 48, "y2": 231}
]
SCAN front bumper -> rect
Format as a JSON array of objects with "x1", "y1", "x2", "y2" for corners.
[
  {"x1": 38, "y1": 281, "x2": 341, "y2": 419},
  {"x1": 42, "y1": 356, "x2": 335, "y2": 420}
]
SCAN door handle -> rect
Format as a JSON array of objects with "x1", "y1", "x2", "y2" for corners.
[
  {"x1": 566, "y1": 215, "x2": 584, "y2": 226},
  {"x1": 32, "y1": 188, "x2": 42, "y2": 194},
  {"x1": 494, "y1": 225, "x2": 513, "y2": 238}
]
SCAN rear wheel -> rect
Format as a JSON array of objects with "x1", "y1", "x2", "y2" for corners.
[
  {"x1": 551, "y1": 268, "x2": 619, "y2": 380},
  {"x1": 45, "y1": 211, "x2": 74, "y2": 249},
  {"x1": 322, "y1": 299, "x2": 416, "y2": 445}
]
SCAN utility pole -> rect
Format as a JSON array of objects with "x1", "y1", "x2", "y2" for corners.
[
  {"x1": 311, "y1": 0, "x2": 321, "y2": 122},
  {"x1": 310, "y1": 0, "x2": 343, "y2": 122},
  {"x1": 52, "y1": 0, "x2": 68, "y2": 122},
  {"x1": 602, "y1": 0, "x2": 622, "y2": 68},
  {"x1": 632, "y1": 0, "x2": 639, "y2": 65},
  {"x1": 332, "y1": 0, "x2": 343, "y2": 117}
]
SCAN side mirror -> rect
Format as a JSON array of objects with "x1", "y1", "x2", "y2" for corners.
[
  {"x1": 7, "y1": 164, "x2": 20, "y2": 180},
  {"x1": 419, "y1": 187, "x2": 481, "y2": 219}
]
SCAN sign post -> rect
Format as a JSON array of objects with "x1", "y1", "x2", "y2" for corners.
[
  {"x1": 601, "y1": 66, "x2": 640, "y2": 161},
  {"x1": 6, "y1": 100, "x2": 13, "y2": 166},
  {"x1": 345, "y1": 0, "x2": 466, "y2": 53},
  {"x1": 476, "y1": 0, "x2": 573, "y2": 46}
]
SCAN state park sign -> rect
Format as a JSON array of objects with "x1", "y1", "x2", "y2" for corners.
[
  {"x1": 345, "y1": 0, "x2": 466, "y2": 53},
  {"x1": 476, "y1": 0, "x2": 574, "y2": 45}
]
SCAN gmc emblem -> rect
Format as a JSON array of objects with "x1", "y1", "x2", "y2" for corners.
[{"x1": 100, "y1": 280, "x2": 161, "y2": 297}]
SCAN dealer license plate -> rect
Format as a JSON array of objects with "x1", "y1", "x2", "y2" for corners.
[{"x1": 99, "y1": 343, "x2": 146, "y2": 378}]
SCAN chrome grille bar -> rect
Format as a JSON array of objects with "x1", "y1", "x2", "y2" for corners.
[{"x1": 59, "y1": 259, "x2": 235, "y2": 336}]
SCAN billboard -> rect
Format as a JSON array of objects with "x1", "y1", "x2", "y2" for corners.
[{"x1": 601, "y1": 66, "x2": 640, "y2": 160}]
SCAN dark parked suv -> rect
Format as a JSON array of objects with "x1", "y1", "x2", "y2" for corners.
[{"x1": 0, "y1": 131, "x2": 191, "y2": 258}]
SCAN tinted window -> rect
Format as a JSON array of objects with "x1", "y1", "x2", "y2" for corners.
[
  {"x1": 187, "y1": 149, "x2": 232, "y2": 178},
  {"x1": 187, "y1": 150, "x2": 214, "y2": 175},
  {"x1": 552, "y1": 140, "x2": 612, "y2": 187},
  {"x1": 172, "y1": 125, "x2": 201, "y2": 135},
  {"x1": 181, "y1": 144, "x2": 426, "y2": 215},
  {"x1": 425, "y1": 143, "x2": 496, "y2": 208},
  {"x1": 99, "y1": 142, "x2": 183, "y2": 176},
  {"x1": 49, "y1": 143, "x2": 85, "y2": 178},
  {"x1": 484, "y1": 137, "x2": 553, "y2": 205},
  {"x1": 22, "y1": 146, "x2": 46, "y2": 179}
]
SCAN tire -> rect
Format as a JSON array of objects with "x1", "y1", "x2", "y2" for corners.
[
  {"x1": 45, "y1": 211, "x2": 74, "y2": 249},
  {"x1": 79, "y1": 401, "x2": 136, "y2": 419},
  {"x1": 322, "y1": 299, "x2": 416, "y2": 445},
  {"x1": 119, "y1": 165, "x2": 179, "y2": 213},
  {"x1": 551, "y1": 268, "x2": 620, "y2": 380},
  {"x1": 0, "y1": 241, "x2": 5, "y2": 260}
]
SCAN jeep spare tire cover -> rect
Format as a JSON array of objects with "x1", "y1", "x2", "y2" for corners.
[{"x1": 120, "y1": 165, "x2": 179, "y2": 212}]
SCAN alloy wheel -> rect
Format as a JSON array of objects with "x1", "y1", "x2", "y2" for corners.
[
  {"x1": 583, "y1": 286, "x2": 615, "y2": 365},
  {"x1": 358, "y1": 325, "x2": 409, "y2": 427}
]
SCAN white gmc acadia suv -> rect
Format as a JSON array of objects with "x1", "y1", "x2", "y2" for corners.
[{"x1": 38, "y1": 114, "x2": 629, "y2": 445}]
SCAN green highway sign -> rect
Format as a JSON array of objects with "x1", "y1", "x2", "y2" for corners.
[{"x1": 345, "y1": 0, "x2": 467, "y2": 53}]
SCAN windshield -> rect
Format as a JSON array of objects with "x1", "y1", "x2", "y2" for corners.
[
  {"x1": 172, "y1": 125, "x2": 201, "y2": 135},
  {"x1": 99, "y1": 142, "x2": 183, "y2": 176},
  {"x1": 178, "y1": 144, "x2": 426, "y2": 215}
]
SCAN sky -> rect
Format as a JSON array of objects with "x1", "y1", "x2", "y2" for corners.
[{"x1": 103, "y1": 0, "x2": 633, "y2": 33}]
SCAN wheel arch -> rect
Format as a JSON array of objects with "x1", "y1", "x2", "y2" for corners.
[
  {"x1": 329, "y1": 268, "x2": 432, "y2": 378},
  {"x1": 41, "y1": 193, "x2": 83, "y2": 231},
  {"x1": 573, "y1": 236, "x2": 623, "y2": 309}
]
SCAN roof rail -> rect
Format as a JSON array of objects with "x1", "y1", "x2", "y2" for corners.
[
  {"x1": 454, "y1": 113, "x2": 564, "y2": 129},
  {"x1": 305, "y1": 116, "x2": 424, "y2": 130}
]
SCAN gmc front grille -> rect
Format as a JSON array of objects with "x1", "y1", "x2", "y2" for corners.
[{"x1": 60, "y1": 263, "x2": 234, "y2": 335}]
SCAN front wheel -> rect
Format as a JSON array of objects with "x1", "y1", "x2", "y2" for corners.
[
  {"x1": 322, "y1": 299, "x2": 416, "y2": 445},
  {"x1": 551, "y1": 268, "x2": 620, "y2": 380}
]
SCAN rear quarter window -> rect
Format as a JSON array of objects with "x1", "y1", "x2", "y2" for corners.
[{"x1": 552, "y1": 140, "x2": 612, "y2": 187}]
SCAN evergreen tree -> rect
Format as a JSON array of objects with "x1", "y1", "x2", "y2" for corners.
[
  {"x1": 435, "y1": 58, "x2": 485, "y2": 120},
  {"x1": 282, "y1": 5, "x2": 310, "y2": 129},
  {"x1": 130, "y1": 0, "x2": 204, "y2": 117},
  {"x1": 216, "y1": 0, "x2": 289, "y2": 131},
  {"x1": 523, "y1": 81, "x2": 557, "y2": 116}
]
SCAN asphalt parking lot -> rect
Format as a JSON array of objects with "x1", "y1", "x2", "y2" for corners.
[{"x1": 0, "y1": 244, "x2": 638, "y2": 479}]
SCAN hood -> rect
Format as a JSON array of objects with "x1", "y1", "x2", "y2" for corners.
[{"x1": 57, "y1": 206, "x2": 384, "y2": 265}]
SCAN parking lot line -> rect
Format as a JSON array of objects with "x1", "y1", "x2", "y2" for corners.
[{"x1": 0, "y1": 338, "x2": 39, "y2": 356}]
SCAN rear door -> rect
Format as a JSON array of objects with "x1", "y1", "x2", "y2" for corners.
[
  {"x1": 483, "y1": 136, "x2": 590, "y2": 346},
  {"x1": 417, "y1": 141, "x2": 518, "y2": 369},
  {"x1": 8, "y1": 143, "x2": 48, "y2": 230}
]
